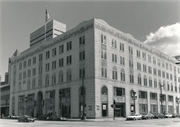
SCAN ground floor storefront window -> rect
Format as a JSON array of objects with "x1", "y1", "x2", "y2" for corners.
[
  {"x1": 150, "y1": 104, "x2": 158, "y2": 113},
  {"x1": 139, "y1": 104, "x2": 148, "y2": 114}
]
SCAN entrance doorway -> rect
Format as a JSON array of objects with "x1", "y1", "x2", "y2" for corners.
[
  {"x1": 36, "y1": 91, "x2": 43, "y2": 117},
  {"x1": 115, "y1": 103, "x2": 125, "y2": 117},
  {"x1": 102, "y1": 103, "x2": 107, "y2": 117}
]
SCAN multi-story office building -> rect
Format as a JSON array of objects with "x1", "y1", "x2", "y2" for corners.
[
  {"x1": 9, "y1": 18, "x2": 180, "y2": 118},
  {"x1": 0, "y1": 72, "x2": 10, "y2": 117}
]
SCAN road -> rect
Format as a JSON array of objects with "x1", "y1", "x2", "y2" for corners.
[{"x1": 0, "y1": 118, "x2": 180, "y2": 127}]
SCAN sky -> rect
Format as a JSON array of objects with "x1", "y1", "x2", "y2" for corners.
[{"x1": 0, "y1": 0, "x2": 180, "y2": 81}]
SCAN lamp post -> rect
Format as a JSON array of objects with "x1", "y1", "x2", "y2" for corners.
[
  {"x1": 176, "y1": 97, "x2": 180, "y2": 114},
  {"x1": 131, "y1": 90, "x2": 137, "y2": 114},
  {"x1": 24, "y1": 96, "x2": 28, "y2": 115}
]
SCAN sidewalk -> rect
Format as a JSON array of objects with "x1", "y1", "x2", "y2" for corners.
[{"x1": 66, "y1": 117, "x2": 126, "y2": 122}]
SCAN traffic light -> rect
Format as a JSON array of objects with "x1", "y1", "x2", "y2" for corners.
[{"x1": 113, "y1": 100, "x2": 116, "y2": 105}]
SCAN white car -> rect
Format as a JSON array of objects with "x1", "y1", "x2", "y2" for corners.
[
  {"x1": 165, "y1": 113, "x2": 172, "y2": 118},
  {"x1": 126, "y1": 114, "x2": 142, "y2": 120}
]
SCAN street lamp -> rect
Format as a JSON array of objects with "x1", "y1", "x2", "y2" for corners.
[
  {"x1": 24, "y1": 96, "x2": 28, "y2": 115},
  {"x1": 176, "y1": 97, "x2": 180, "y2": 114},
  {"x1": 160, "y1": 84, "x2": 164, "y2": 114},
  {"x1": 131, "y1": 90, "x2": 137, "y2": 114}
]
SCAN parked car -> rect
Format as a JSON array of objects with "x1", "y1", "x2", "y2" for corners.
[
  {"x1": 142, "y1": 113, "x2": 154, "y2": 119},
  {"x1": 152, "y1": 113, "x2": 164, "y2": 119},
  {"x1": 164, "y1": 113, "x2": 172, "y2": 118},
  {"x1": 58, "y1": 116, "x2": 66, "y2": 121},
  {"x1": 126, "y1": 114, "x2": 142, "y2": 120},
  {"x1": 8, "y1": 115, "x2": 19, "y2": 119},
  {"x1": 18, "y1": 115, "x2": 35, "y2": 122},
  {"x1": 39, "y1": 115, "x2": 49, "y2": 120}
]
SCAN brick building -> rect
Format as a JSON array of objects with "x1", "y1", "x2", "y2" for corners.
[{"x1": 9, "y1": 19, "x2": 180, "y2": 118}]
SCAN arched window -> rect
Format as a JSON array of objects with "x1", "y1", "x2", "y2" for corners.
[
  {"x1": 67, "y1": 69, "x2": 71, "y2": 81},
  {"x1": 149, "y1": 77, "x2": 152, "y2": 87},
  {"x1": 120, "y1": 68, "x2": 125, "y2": 81},
  {"x1": 52, "y1": 73, "x2": 56, "y2": 85},
  {"x1": 112, "y1": 66, "x2": 117, "y2": 80},
  {"x1": 59, "y1": 71, "x2": 63, "y2": 83},
  {"x1": 138, "y1": 73, "x2": 141, "y2": 85},
  {"x1": 32, "y1": 78, "x2": 36, "y2": 89},
  {"x1": 27, "y1": 80, "x2": 30, "y2": 90},
  {"x1": 45, "y1": 75, "x2": 49, "y2": 86},
  {"x1": 144, "y1": 75, "x2": 147, "y2": 86},
  {"x1": 154, "y1": 78, "x2": 157, "y2": 88},
  {"x1": 101, "y1": 86, "x2": 108, "y2": 95}
]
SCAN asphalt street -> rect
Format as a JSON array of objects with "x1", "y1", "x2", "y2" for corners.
[{"x1": 0, "y1": 118, "x2": 180, "y2": 127}]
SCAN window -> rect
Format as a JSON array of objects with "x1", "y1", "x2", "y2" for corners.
[
  {"x1": 137, "y1": 50, "x2": 141, "y2": 58},
  {"x1": 166, "y1": 73, "x2": 169, "y2": 79},
  {"x1": 170, "y1": 64, "x2": 172, "y2": 71},
  {"x1": 168, "y1": 95, "x2": 173, "y2": 102},
  {"x1": 19, "y1": 73, "x2": 22, "y2": 80},
  {"x1": 120, "y1": 43, "x2": 124, "y2": 51},
  {"x1": 142, "y1": 52, "x2": 146, "y2": 60},
  {"x1": 120, "y1": 56, "x2": 125, "y2": 65},
  {"x1": 148, "y1": 55, "x2": 151, "y2": 63},
  {"x1": 79, "y1": 68, "x2": 85, "y2": 79},
  {"x1": 167, "y1": 82, "x2": 170, "y2": 90},
  {"x1": 28, "y1": 70, "x2": 31, "y2": 77},
  {"x1": 170, "y1": 74, "x2": 173, "y2": 80},
  {"x1": 101, "y1": 34, "x2": 106, "y2": 44},
  {"x1": 154, "y1": 79, "x2": 157, "y2": 88},
  {"x1": 120, "y1": 69, "x2": 125, "y2": 81},
  {"x1": 162, "y1": 63, "x2": 165, "y2": 68},
  {"x1": 52, "y1": 74, "x2": 56, "y2": 85},
  {"x1": 101, "y1": 67, "x2": 107, "y2": 78},
  {"x1": 67, "y1": 41, "x2": 72, "y2": 51},
  {"x1": 23, "y1": 71, "x2": 26, "y2": 79},
  {"x1": 59, "y1": 71, "x2": 63, "y2": 83},
  {"x1": 153, "y1": 68, "x2": 156, "y2": 75},
  {"x1": 139, "y1": 91, "x2": 147, "y2": 99},
  {"x1": 129, "y1": 59, "x2": 133, "y2": 68},
  {"x1": 59, "y1": 45, "x2": 64, "y2": 54},
  {"x1": 101, "y1": 50, "x2": 107, "y2": 60},
  {"x1": 112, "y1": 39, "x2": 117, "y2": 48},
  {"x1": 101, "y1": 86, "x2": 108, "y2": 95},
  {"x1": 175, "y1": 86, "x2": 177, "y2": 92},
  {"x1": 39, "y1": 65, "x2": 42, "y2": 74},
  {"x1": 23, "y1": 61, "x2": 26, "y2": 68},
  {"x1": 158, "y1": 70, "x2": 161, "y2": 77},
  {"x1": 153, "y1": 57, "x2": 156, "y2": 64},
  {"x1": 149, "y1": 77, "x2": 152, "y2": 87},
  {"x1": 148, "y1": 66, "x2": 152, "y2": 74},
  {"x1": 112, "y1": 54, "x2": 117, "y2": 63},
  {"x1": 32, "y1": 78, "x2": 36, "y2": 89},
  {"x1": 46, "y1": 63, "x2": 50, "y2": 72},
  {"x1": 45, "y1": 75, "x2": 49, "y2": 86},
  {"x1": 59, "y1": 58, "x2": 64, "y2": 67},
  {"x1": 138, "y1": 74, "x2": 141, "y2": 85},
  {"x1": 158, "y1": 59, "x2": 160, "y2": 66},
  {"x1": 130, "y1": 74, "x2": 134, "y2": 83},
  {"x1": 79, "y1": 35, "x2": 85, "y2": 45},
  {"x1": 112, "y1": 66, "x2": 117, "y2": 80},
  {"x1": 137, "y1": 62, "x2": 141, "y2": 71},
  {"x1": 129, "y1": 46, "x2": 133, "y2": 55},
  {"x1": 79, "y1": 51, "x2": 85, "y2": 61},
  {"x1": 114, "y1": 87, "x2": 125, "y2": 96},
  {"x1": 166, "y1": 63, "x2": 168, "y2": 70},
  {"x1": 139, "y1": 104, "x2": 148, "y2": 114},
  {"x1": 171, "y1": 84, "x2": 173, "y2": 91},
  {"x1": 46, "y1": 51, "x2": 50, "y2": 59},
  {"x1": 67, "y1": 69, "x2": 72, "y2": 81},
  {"x1": 32, "y1": 68, "x2": 36, "y2": 76},
  {"x1": 33, "y1": 57, "x2": 36, "y2": 64},
  {"x1": 52, "y1": 61, "x2": 56, "y2": 70},
  {"x1": 28, "y1": 59, "x2": 31, "y2": 66},
  {"x1": 66, "y1": 55, "x2": 72, "y2": 65},
  {"x1": 27, "y1": 80, "x2": 30, "y2": 90},
  {"x1": 162, "y1": 71, "x2": 165, "y2": 78},
  {"x1": 52, "y1": 48, "x2": 56, "y2": 57},
  {"x1": 143, "y1": 64, "x2": 147, "y2": 72},
  {"x1": 39, "y1": 54, "x2": 43, "y2": 61},
  {"x1": 19, "y1": 63, "x2": 22, "y2": 70},
  {"x1": 150, "y1": 92, "x2": 157, "y2": 100},
  {"x1": 144, "y1": 75, "x2": 147, "y2": 86}
]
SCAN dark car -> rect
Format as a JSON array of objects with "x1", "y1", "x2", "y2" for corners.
[
  {"x1": 39, "y1": 115, "x2": 49, "y2": 120},
  {"x1": 18, "y1": 115, "x2": 35, "y2": 122},
  {"x1": 142, "y1": 113, "x2": 154, "y2": 119},
  {"x1": 153, "y1": 113, "x2": 164, "y2": 119}
]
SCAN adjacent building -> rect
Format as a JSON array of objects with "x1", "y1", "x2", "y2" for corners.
[{"x1": 8, "y1": 18, "x2": 180, "y2": 118}]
